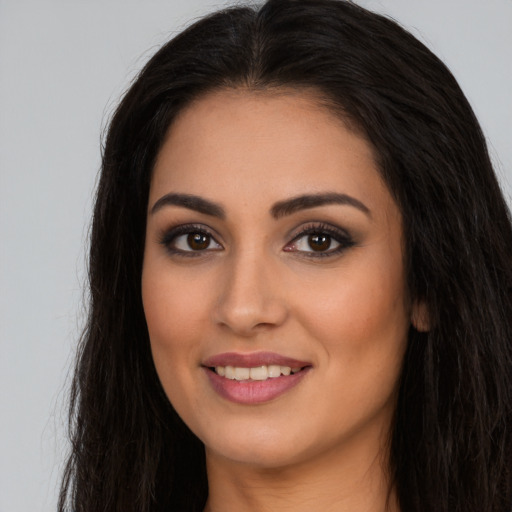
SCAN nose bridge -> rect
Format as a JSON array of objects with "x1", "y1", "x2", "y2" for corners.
[{"x1": 214, "y1": 244, "x2": 287, "y2": 335}]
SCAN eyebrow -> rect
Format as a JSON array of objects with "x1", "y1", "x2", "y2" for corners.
[
  {"x1": 150, "y1": 193, "x2": 226, "y2": 218},
  {"x1": 270, "y1": 192, "x2": 371, "y2": 219},
  {"x1": 150, "y1": 191, "x2": 370, "y2": 219}
]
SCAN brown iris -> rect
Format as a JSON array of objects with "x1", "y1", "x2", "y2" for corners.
[
  {"x1": 187, "y1": 232, "x2": 210, "y2": 250},
  {"x1": 308, "y1": 234, "x2": 331, "y2": 251}
]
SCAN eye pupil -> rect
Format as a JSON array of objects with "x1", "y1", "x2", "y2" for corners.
[
  {"x1": 187, "y1": 232, "x2": 210, "y2": 250},
  {"x1": 308, "y1": 234, "x2": 331, "y2": 251}
]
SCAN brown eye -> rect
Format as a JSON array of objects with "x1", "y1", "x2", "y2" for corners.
[
  {"x1": 308, "y1": 234, "x2": 332, "y2": 252},
  {"x1": 187, "y1": 232, "x2": 211, "y2": 250},
  {"x1": 162, "y1": 227, "x2": 222, "y2": 254},
  {"x1": 283, "y1": 224, "x2": 350, "y2": 257}
]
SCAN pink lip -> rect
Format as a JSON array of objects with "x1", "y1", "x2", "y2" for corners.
[
  {"x1": 203, "y1": 351, "x2": 310, "y2": 369},
  {"x1": 202, "y1": 351, "x2": 312, "y2": 405}
]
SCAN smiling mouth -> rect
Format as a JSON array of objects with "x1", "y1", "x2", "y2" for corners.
[
  {"x1": 202, "y1": 352, "x2": 312, "y2": 403},
  {"x1": 203, "y1": 358, "x2": 311, "y2": 404},
  {"x1": 209, "y1": 364, "x2": 307, "y2": 381}
]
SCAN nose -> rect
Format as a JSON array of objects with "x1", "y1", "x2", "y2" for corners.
[{"x1": 213, "y1": 248, "x2": 288, "y2": 337}]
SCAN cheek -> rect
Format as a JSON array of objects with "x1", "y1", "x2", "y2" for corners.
[
  {"x1": 296, "y1": 252, "x2": 410, "y2": 399},
  {"x1": 142, "y1": 266, "x2": 212, "y2": 423},
  {"x1": 302, "y1": 268, "x2": 408, "y2": 342},
  {"x1": 142, "y1": 264, "x2": 210, "y2": 349},
  {"x1": 298, "y1": 272, "x2": 409, "y2": 437},
  {"x1": 141, "y1": 262, "x2": 211, "y2": 399}
]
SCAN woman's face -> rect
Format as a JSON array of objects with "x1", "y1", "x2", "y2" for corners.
[{"x1": 142, "y1": 89, "x2": 418, "y2": 469}]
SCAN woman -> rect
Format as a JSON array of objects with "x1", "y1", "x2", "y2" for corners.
[{"x1": 59, "y1": 0, "x2": 512, "y2": 511}]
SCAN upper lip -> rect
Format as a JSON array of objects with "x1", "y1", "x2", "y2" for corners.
[{"x1": 203, "y1": 351, "x2": 311, "y2": 368}]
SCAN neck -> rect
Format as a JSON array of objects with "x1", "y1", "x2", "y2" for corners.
[{"x1": 203, "y1": 429, "x2": 399, "y2": 512}]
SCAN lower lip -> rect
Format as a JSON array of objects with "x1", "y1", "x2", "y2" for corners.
[{"x1": 204, "y1": 367, "x2": 310, "y2": 405}]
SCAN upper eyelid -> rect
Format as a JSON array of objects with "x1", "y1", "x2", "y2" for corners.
[
  {"x1": 158, "y1": 223, "x2": 223, "y2": 247},
  {"x1": 158, "y1": 221, "x2": 352, "y2": 249},
  {"x1": 161, "y1": 223, "x2": 220, "y2": 237},
  {"x1": 287, "y1": 222, "x2": 351, "y2": 241}
]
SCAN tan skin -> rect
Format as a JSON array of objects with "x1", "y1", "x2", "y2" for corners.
[{"x1": 142, "y1": 88, "x2": 427, "y2": 512}]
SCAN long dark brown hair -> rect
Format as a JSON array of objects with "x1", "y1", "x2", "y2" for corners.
[{"x1": 59, "y1": 1, "x2": 512, "y2": 511}]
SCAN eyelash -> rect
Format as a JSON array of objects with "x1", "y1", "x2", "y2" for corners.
[
  {"x1": 286, "y1": 222, "x2": 354, "y2": 258},
  {"x1": 158, "y1": 224, "x2": 221, "y2": 258},
  {"x1": 158, "y1": 222, "x2": 354, "y2": 258}
]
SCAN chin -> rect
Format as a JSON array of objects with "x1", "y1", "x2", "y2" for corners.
[
  {"x1": 207, "y1": 441, "x2": 306, "y2": 470},
  {"x1": 199, "y1": 418, "x2": 310, "y2": 468}
]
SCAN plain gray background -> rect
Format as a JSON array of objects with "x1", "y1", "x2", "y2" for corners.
[{"x1": 1, "y1": 1, "x2": 511, "y2": 510}]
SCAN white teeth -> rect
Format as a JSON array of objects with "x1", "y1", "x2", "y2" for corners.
[
  {"x1": 267, "y1": 365, "x2": 281, "y2": 378},
  {"x1": 225, "y1": 365, "x2": 236, "y2": 379},
  {"x1": 280, "y1": 366, "x2": 291, "y2": 376},
  {"x1": 234, "y1": 367, "x2": 250, "y2": 380},
  {"x1": 249, "y1": 366, "x2": 268, "y2": 380},
  {"x1": 214, "y1": 364, "x2": 303, "y2": 381}
]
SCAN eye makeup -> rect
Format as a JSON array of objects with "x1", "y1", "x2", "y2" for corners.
[
  {"x1": 158, "y1": 220, "x2": 355, "y2": 260},
  {"x1": 158, "y1": 223, "x2": 223, "y2": 257},
  {"x1": 283, "y1": 221, "x2": 355, "y2": 258}
]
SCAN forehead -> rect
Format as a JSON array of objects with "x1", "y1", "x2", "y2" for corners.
[{"x1": 150, "y1": 88, "x2": 391, "y2": 216}]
